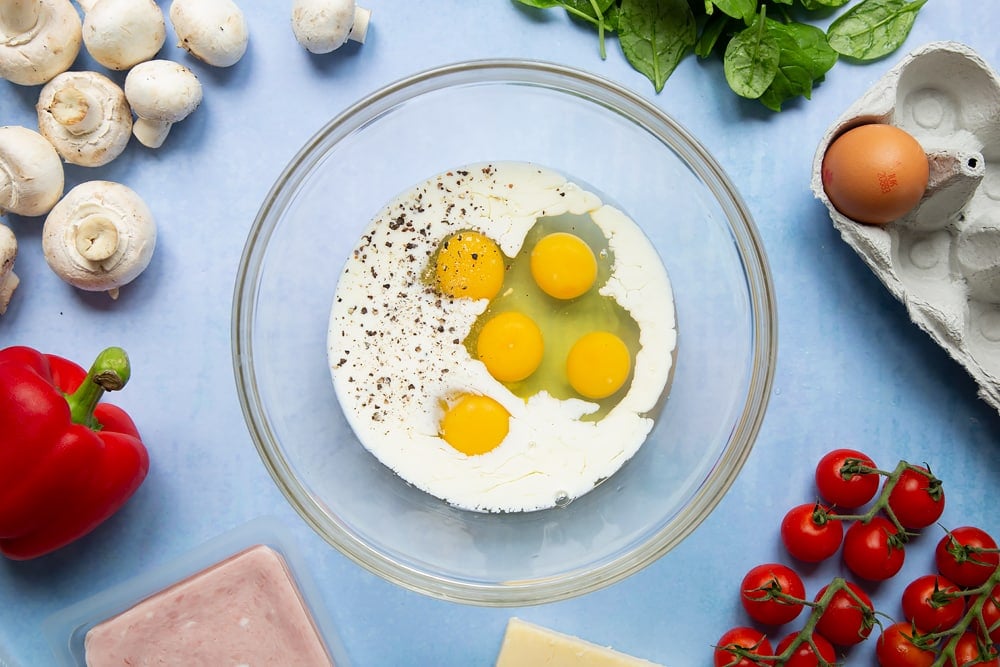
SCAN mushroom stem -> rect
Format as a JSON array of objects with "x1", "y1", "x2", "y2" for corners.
[
  {"x1": 50, "y1": 85, "x2": 104, "y2": 136},
  {"x1": 0, "y1": 0, "x2": 41, "y2": 37},
  {"x1": 348, "y1": 5, "x2": 369, "y2": 43},
  {"x1": 74, "y1": 214, "x2": 120, "y2": 261},
  {"x1": 131, "y1": 118, "x2": 172, "y2": 149}
]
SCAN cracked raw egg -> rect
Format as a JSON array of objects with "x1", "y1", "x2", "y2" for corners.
[
  {"x1": 328, "y1": 162, "x2": 677, "y2": 512},
  {"x1": 821, "y1": 123, "x2": 929, "y2": 225}
]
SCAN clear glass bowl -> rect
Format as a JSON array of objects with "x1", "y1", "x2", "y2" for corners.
[{"x1": 232, "y1": 60, "x2": 777, "y2": 606}]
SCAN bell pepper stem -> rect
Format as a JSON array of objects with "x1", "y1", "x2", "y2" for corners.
[{"x1": 66, "y1": 347, "x2": 131, "y2": 429}]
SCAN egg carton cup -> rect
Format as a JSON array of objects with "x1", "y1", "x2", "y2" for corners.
[{"x1": 811, "y1": 41, "x2": 1000, "y2": 412}]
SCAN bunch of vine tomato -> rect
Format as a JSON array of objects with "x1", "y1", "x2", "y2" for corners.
[{"x1": 713, "y1": 448, "x2": 1000, "y2": 666}]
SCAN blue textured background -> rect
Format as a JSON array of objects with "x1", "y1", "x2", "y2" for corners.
[{"x1": 1, "y1": 2, "x2": 997, "y2": 665}]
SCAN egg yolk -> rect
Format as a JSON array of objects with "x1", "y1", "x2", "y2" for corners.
[
  {"x1": 530, "y1": 232, "x2": 597, "y2": 300},
  {"x1": 476, "y1": 311, "x2": 544, "y2": 383},
  {"x1": 439, "y1": 394, "x2": 510, "y2": 456},
  {"x1": 566, "y1": 331, "x2": 631, "y2": 399},
  {"x1": 434, "y1": 231, "x2": 505, "y2": 300}
]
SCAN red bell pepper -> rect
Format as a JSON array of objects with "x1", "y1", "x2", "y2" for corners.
[{"x1": 0, "y1": 345, "x2": 149, "y2": 560}]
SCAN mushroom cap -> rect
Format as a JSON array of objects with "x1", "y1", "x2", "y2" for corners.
[
  {"x1": 82, "y1": 0, "x2": 166, "y2": 70},
  {"x1": 42, "y1": 180, "x2": 156, "y2": 293},
  {"x1": 0, "y1": 223, "x2": 18, "y2": 315},
  {"x1": 124, "y1": 59, "x2": 203, "y2": 123},
  {"x1": 37, "y1": 71, "x2": 132, "y2": 167},
  {"x1": 0, "y1": 125, "x2": 65, "y2": 217},
  {"x1": 169, "y1": 0, "x2": 249, "y2": 68},
  {"x1": 0, "y1": 0, "x2": 82, "y2": 86},
  {"x1": 291, "y1": 0, "x2": 359, "y2": 54}
]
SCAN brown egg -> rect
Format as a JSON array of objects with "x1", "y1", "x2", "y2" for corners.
[{"x1": 821, "y1": 123, "x2": 929, "y2": 225}]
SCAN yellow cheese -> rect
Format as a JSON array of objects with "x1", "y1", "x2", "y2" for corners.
[{"x1": 495, "y1": 618, "x2": 663, "y2": 667}]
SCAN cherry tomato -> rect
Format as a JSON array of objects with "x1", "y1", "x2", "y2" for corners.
[
  {"x1": 814, "y1": 580, "x2": 875, "y2": 646},
  {"x1": 714, "y1": 627, "x2": 775, "y2": 667},
  {"x1": 815, "y1": 448, "x2": 880, "y2": 508},
  {"x1": 935, "y1": 526, "x2": 1000, "y2": 588},
  {"x1": 875, "y1": 622, "x2": 935, "y2": 667},
  {"x1": 781, "y1": 503, "x2": 844, "y2": 563},
  {"x1": 953, "y1": 631, "x2": 1000, "y2": 666},
  {"x1": 775, "y1": 632, "x2": 837, "y2": 667},
  {"x1": 740, "y1": 563, "x2": 806, "y2": 625},
  {"x1": 901, "y1": 574, "x2": 965, "y2": 633},
  {"x1": 887, "y1": 465, "x2": 945, "y2": 529},
  {"x1": 981, "y1": 585, "x2": 1000, "y2": 644},
  {"x1": 843, "y1": 516, "x2": 906, "y2": 581}
]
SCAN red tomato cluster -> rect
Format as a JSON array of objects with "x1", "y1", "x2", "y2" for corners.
[
  {"x1": 713, "y1": 449, "x2": 1000, "y2": 667},
  {"x1": 879, "y1": 526, "x2": 1000, "y2": 667},
  {"x1": 714, "y1": 566, "x2": 872, "y2": 666},
  {"x1": 785, "y1": 449, "x2": 945, "y2": 582}
]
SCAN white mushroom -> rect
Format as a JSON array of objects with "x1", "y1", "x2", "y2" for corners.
[
  {"x1": 81, "y1": 0, "x2": 166, "y2": 70},
  {"x1": 0, "y1": 0, "x2": 82, "y2": 85},
  {"x1": 291, "y1": 0, "x2": 370, "y2": 55},
  {"x1": 0, "y1": 223, "x2": 18, "y2": 315},
  {"x1": 42, "y1": 180, "x2": 156, "y2": 299},
  {"x1": 37, "y1": 71, "x2": 132, "y2": 167},
  {"x1": 0, "y1": 125, "x2": 65, "y2": 217},
  {"x1": 169, "y1": 0, "x2": 249, "y2": 68},
  {"x1": 124, "y1": 60, "x2": 202, "y2": 149}
]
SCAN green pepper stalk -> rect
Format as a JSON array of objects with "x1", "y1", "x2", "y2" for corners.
[{"x1": 65, "y1": 346, "x2": 131, "y2": 430}]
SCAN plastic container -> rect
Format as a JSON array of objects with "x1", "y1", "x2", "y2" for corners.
[{"x1": 42, "y1": 516, "x2": 350, "y2": 666}]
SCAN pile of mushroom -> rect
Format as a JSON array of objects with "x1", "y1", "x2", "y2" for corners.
[
  {"x1": 42, "y1": 180, "x2": 156, "y2": 299},
  {"x1": 0, "y1": 0, "x2": 373, "y2": 311},
  {"x1": 0, "y1": 0, "x2": 81, "y2": 86},
  {"x1": 0, "y1": 223, "x2": 18, "y2": 315}
]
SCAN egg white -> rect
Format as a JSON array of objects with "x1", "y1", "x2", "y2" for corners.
[{"x1": 328, "y1": 162, "x2": 677, "y2": 512}]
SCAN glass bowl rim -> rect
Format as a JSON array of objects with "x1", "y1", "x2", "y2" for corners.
[{"x1": 232, "y1": 58, "x2": 779, "y2": 606}]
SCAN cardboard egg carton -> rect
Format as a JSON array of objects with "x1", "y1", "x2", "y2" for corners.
[{"x1": 811, "y1": 41, "x2": 1000, "y2": 412}]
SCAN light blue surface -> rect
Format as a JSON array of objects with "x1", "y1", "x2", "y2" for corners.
[{"x1": 1, "y1": 2, "x2": 997, "y2": 665}]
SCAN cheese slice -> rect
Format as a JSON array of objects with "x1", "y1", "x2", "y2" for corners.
[{"x1": 495, "y1": 618, "x2": 663, "y2": 667}]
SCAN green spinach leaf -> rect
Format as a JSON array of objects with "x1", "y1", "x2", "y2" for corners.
[
  {"x1": 510, "y1": 0, "x2": 928, "y2": 110},
  {"x1": 513, "y1": 0, "x2": 565, "y2": 8},
  {"x1": 604, "y1": 3, "x2": 620, "y2": 31},
  {"x1": 827, "y1": 0, "x2": 928, "y2": 60},
  {"x1": 557, "y1": 0, "x2": 616, "y2": 20},
  {"x1": 710, "y1": 0, "x2": 758, "y2": 22},
  {"x1": 758, "y1": 19, "x2": 838, "y2": 110},
  {"x1": 695, "y1": 12, "x2": 734, "y2": 58},
  {"x1": 799, "y1": 0, "x2": 852, "y2": 9},
  {"x1": 723, "y1": 10, "x2": 780, "y2": 99},
  {"x1": 618, "y1": 0, "x2": 697, "y2": 93}
]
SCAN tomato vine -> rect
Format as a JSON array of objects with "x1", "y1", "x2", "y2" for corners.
[{"x1": 714, "y1": 450, "x2": 1000, "y2": 666}]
